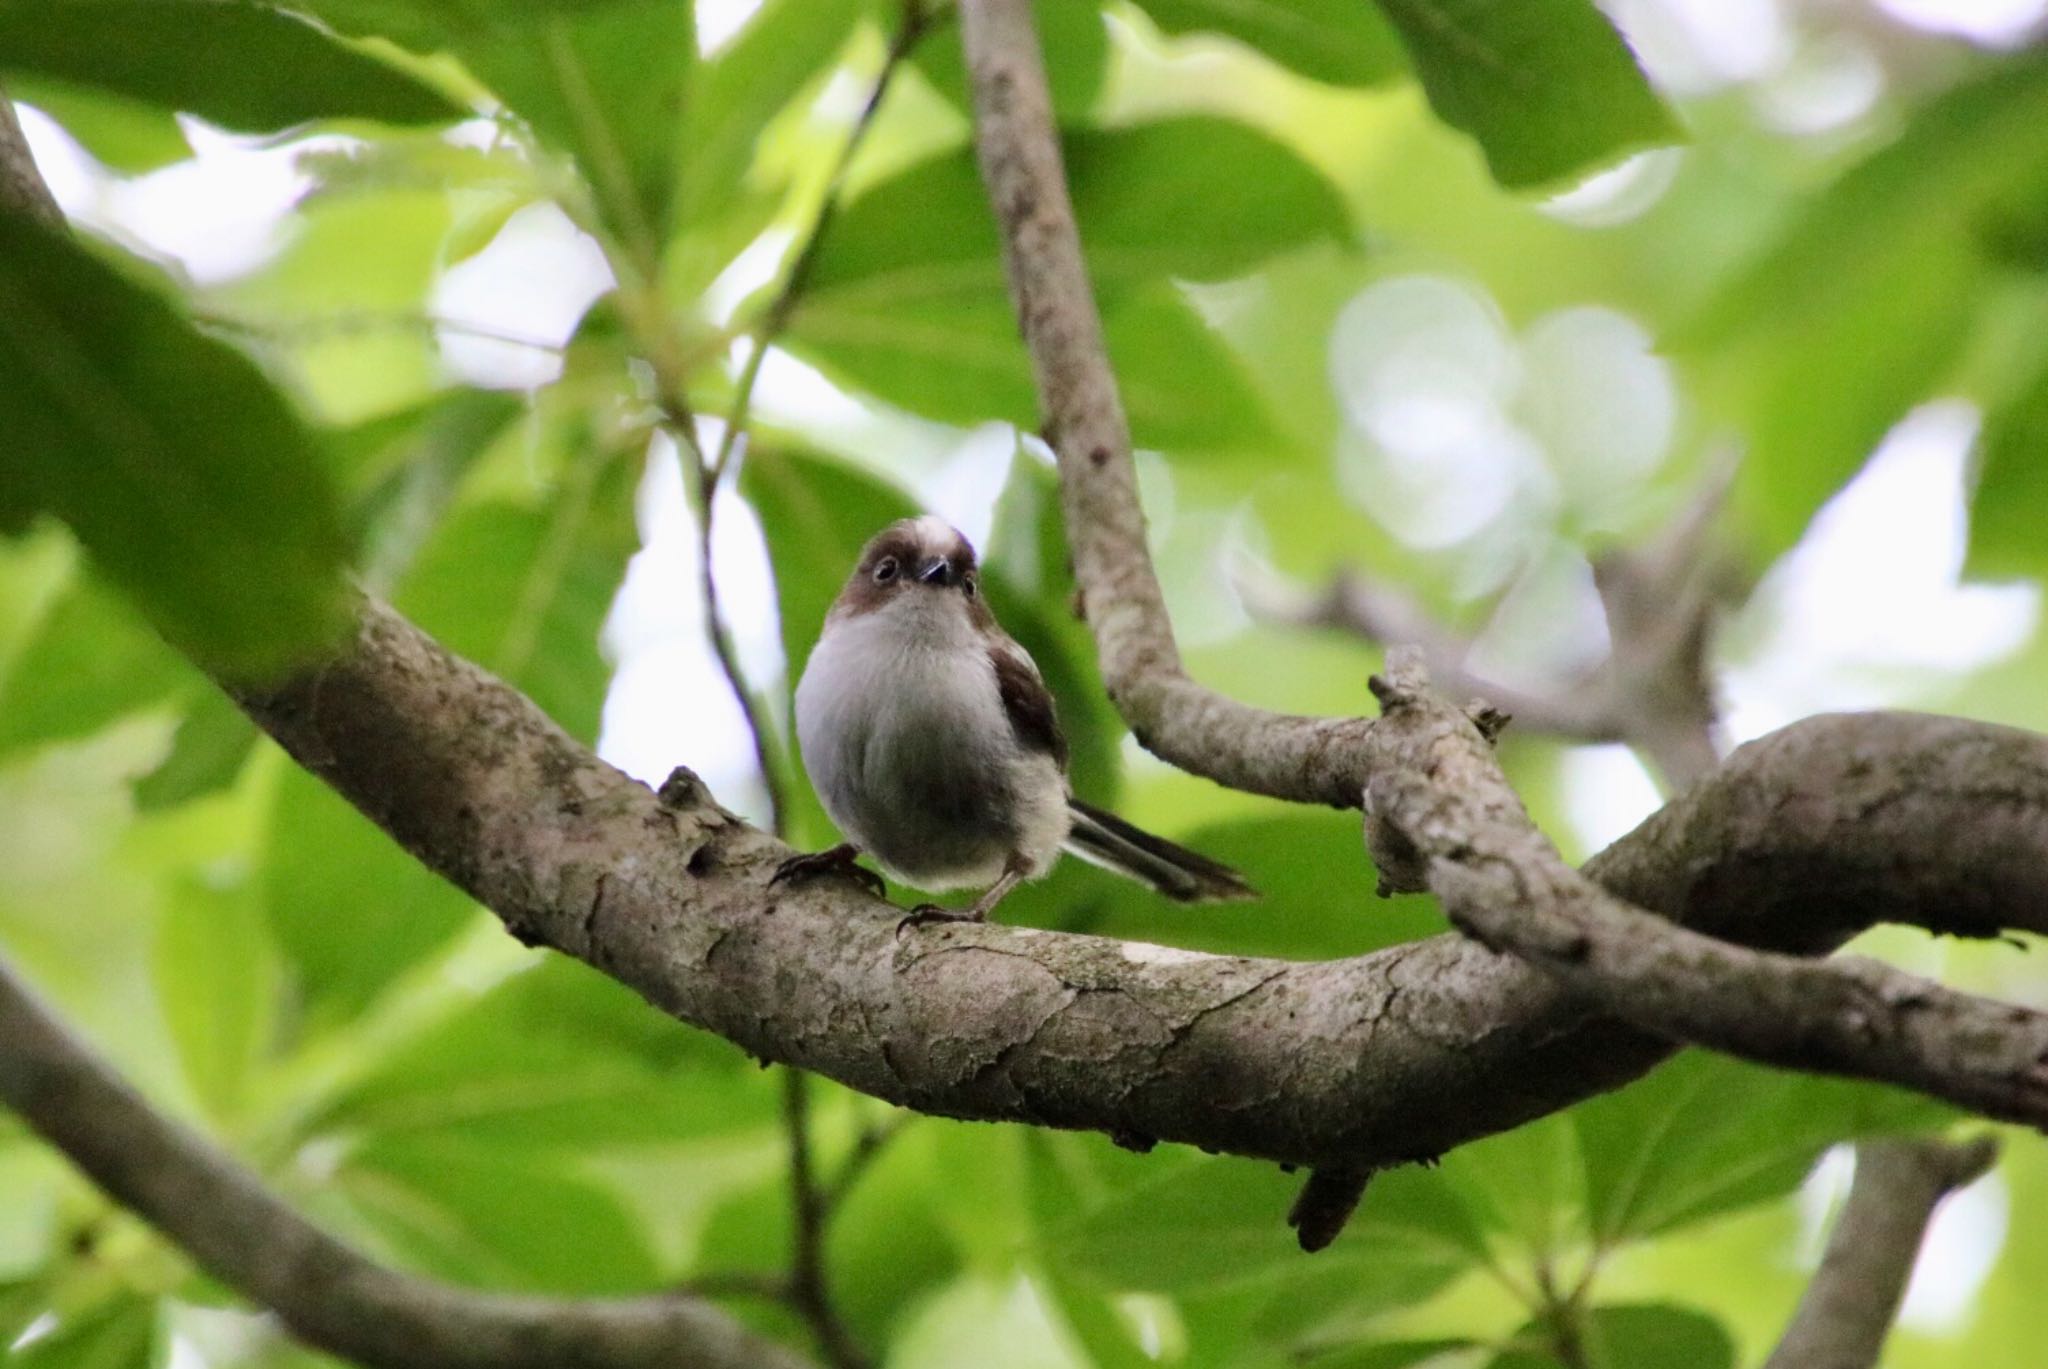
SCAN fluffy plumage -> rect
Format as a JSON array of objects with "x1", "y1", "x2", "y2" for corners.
[{"x1": 789, "y1": 517, "x2": 1253, "y2": 921}]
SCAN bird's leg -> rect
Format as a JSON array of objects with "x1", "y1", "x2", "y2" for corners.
[
  {"x1": 898, "y1": 859, "x2": 1027, "y2": 933},
  {"x1": 771, "y1": 843, "x2": 885, "y2": 899}
]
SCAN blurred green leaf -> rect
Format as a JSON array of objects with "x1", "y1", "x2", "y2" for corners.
[
  {"x1": 1305, "y1": 1341, "x2": 1479, "y2": 1369},
  {"x1": 335, "y1": 389, "x2": 526, "y2": 590},
  {"x1": 680, "y1": 0, "x2": 862, "y2": 233},
  {"x1": 0, "y1": 215, "x2": 353, "y2": 676},
  {"x1": 1572, "y1": 1051, "x2": 1948, "y2": 1246},
  {"x1": 338, "y1": 1134, "x2": 661, "y2": 1293},
  {"x1": 807, "y1": 117, "x2": 1351, "y2": 298},
  {"x1": 789, "y1": 117, "x2": 1341, "y2": 446},
  {"x1": 304, "y1": 957, "x2": 773, "y2": 1148},
  {"x1": 1047, "y1": 1151, "x2": 1480, "y2": 1295},
  {"x1": 132, "y1": 689, "x2": 259, "y2": 811},
  {"x1": 1487, "y1": 1303, "x2": 1733, "y2": 1369},
  {"x1": 0, "y1": 0, "x2": 457, "y2": 132},
  {"x1": 913, "y1": 0, "x2": 1108, "y2": 122},
  {"x1": 7, "y1": 80, "x2": 191, "y2": 173},
  {"x1": 1971, "y1": 347, "x2": 2048, "y2": 580},
  {"x1": 1371, "y1": 0, "x2": 1679, "y2": 190},
  {"x1": 1130, "y1": 0, "x2": 1407, "y2": 88},
  {"x1": 393, "y1": 445, "x2": 636, "y2": 744},
  {"x1": 8, "y1": 1291, "x2": 161, "y2": 1369},
  {"x1": 1687, "y1": 53, "x2": 2048, "y2": 557},
  {"x1": 465, "y1": 4, "x2": 694, "y2": 256},
  {"x1": 262, "y1": 764, "x2": 477, "y2": 1028},
  {"x1": 153, "y1": 875, "x2": 277, "y2": 1121},
  {"x1": 0, "y1": 578, "x2": 195, "y2": 759},
  {"x1": 741, "y1": 445, "x2": 919, "y2": 847}
]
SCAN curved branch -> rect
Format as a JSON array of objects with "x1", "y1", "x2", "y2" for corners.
[
  {"x1": 1763, "y1": 1136, "x2": 1999, "y2": 1369},
  {"x1": 0, "y1": 956, "x2": 813, "y2": 1369},
  {"x1": 956, "y1": 0, "x2": 1374, "y2": 808},
  {"x1": 229, "y1": 597, "x2": 2048, "y2": 1174}
]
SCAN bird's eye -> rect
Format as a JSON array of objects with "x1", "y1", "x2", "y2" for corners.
[
  {"x1": 873, "y1": 557, "x2": 899, "y2": 583},
  {"x1": 961, "y1": 573, "x2": 978, "y2": 599}
]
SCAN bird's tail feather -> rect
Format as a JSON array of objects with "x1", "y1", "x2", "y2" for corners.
[{"x1": 1062, "y1": 799, "x2": 1255, "y2": 903}]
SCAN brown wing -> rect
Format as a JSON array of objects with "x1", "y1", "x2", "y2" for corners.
[{"x1": 990, "y1": 638, "x2": 1068, "y2": 770}]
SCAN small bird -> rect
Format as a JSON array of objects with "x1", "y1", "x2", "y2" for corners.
[{"x1": 779, "y1": 516, "x2": 1254, "y2": 924}]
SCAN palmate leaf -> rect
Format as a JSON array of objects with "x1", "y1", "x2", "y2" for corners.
[
  {"x1": 0, "y1": 0, "x2": 458, "y2": 133},
  {"x1": 0, "y1": 214, "x2": 354, "y2": 678}
]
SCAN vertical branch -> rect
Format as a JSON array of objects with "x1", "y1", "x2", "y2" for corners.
[
  {"x1": 781, "y1": 1070, "x2": 871, "y2": 1369},
  {"x1": 1763, "y1": 1136, "x2": 1999, "y2": 1369}
]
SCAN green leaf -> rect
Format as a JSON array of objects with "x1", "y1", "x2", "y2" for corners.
[
  {"x1": 1971, "y1": 346, "x2": 2048, "y2": 579},
  {"x1": 1486, "y1": 1304, "x2": 1734, "y2": 1369},
  {"x1": 8, "y1": 1292, "x2": 162, "y2": 1369},
  {"x1": 1047, "y1": 1152, "x2": 1481, "y2": 1296},
  {"x1": 741, "y1": 446, "x2": 919, "y2": 847},
  {"x1": 1686, "y1": 53, "x2": 2048, "y2": 557},
  {"x1": 0, "y1": 577, "x2": 195, "y2": 760},
  {"x1": 392, "y1": 446, "x2": 637, "y2": 744},
  {"x1": 0, "y1": 0, "x2": 458, "y2": 132},
  {"x1": 792, "y1": 118, "x2": 1336, "y2": 445},
  {"x1": 680, "y1": 0, "x2": 862, "y2": 233},
  {"x1": 337, "y1": 1134, "x2": 661, "y2": 1293},
  {"x1": 1371, "y1": 0, "x2": 1679, "y2": 190},
  {"x1": 807, "y1": 118, "x2": 1351, "y2": 299},
  {"x1": 1130, "y1": 0, "x2": 1407, "y2": 88},
  {"x1": 1571, "y1": 1051, "x2": 1949, "y2": 1246},
  {"x1": 132, "y1": 689, "x2": 259, "y2": 811},
  {"x1": 0, "y1": 214, "x2": 353, "y2": 677},
  {"x1": 333, "y1": 389, "x2": 527, "y2": 588},
  {"x1": 261, "y1": 764, "x2": 477, "y2": 1028},
  {"x1": 6, "y1": 79, "x2": 191, "y2": 173},
  {"x1": 912, "y1": 0, "x2": 1109, "y2": 122},
  {"x1": 1305, "y1": 1341, "x2": 1479, "y2": 1369},
  {"x1": 303, "y1": 957, "x2": 773, "y2": 1148},
  {"x1": 462, "y1": 3, "x2": 694, "y2": 255},
  {"x1": 153, "y1": 875, "x2": 277, "y2": 1121}
]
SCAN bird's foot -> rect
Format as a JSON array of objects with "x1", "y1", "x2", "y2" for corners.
[
  {"x1": 771, "y1": 843, "x2": 885, "y2": 899},
  {"x1": 895, "y1": 903, "x2": 984, "y2": 936}
]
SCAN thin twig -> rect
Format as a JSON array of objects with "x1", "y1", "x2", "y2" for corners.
[
  {"x1": 705, "y1": 0, "x2": 934, "y2": 490},
  {"x1": 822, "y1": 1113, "x2": 910, "y2": 1213},
  {"x1": 782, "y1": 1071, "x2": 871, "y2": 1369}
]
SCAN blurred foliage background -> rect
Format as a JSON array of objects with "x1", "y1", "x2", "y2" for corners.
[{"x1": 4, "y1": 0, "x2": 2048, "y2": 1365}]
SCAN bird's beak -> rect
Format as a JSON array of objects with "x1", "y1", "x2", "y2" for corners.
[{"x1": 915, "y1": 556, "x2": 952, "y2": 587}]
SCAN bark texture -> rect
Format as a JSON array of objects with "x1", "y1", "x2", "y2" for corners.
[{"x1": 232, "y1": 599, "x2": 2048, "y2": 1170}]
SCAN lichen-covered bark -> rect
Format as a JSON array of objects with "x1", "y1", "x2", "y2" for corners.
[{"x1": 235, "y1": 600, "x2": 2048, "y2": 1169}]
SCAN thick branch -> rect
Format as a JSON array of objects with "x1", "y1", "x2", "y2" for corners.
[
  {"x1": 229, "y1": 598, "x2": 2048, "y2": 1174},
  {"x1": 0, "y1": 957, "x2": 812, "y2": 1369},
  {"x1": 957, "y1": 0, "x2": 1374, "y2": 808},
  {"x1": 1763, "y1": 1136, "x2": 1999, "y2": 1369},
  {"x1": 1364, "y1": 651, "x2": 2048, "y2": 1129}
]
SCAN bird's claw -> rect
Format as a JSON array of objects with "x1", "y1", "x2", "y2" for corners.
[
  {"x1": 771, "y1": 844, "x2": 885, "y2": 899},
  {"x1": 895, "y1": 903, "x2": 983, "y2": 936}
]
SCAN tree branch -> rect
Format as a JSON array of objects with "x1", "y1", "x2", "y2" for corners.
[
  {"x1": 781, "y1": 1071, "x2": 871, "y2": 1369},
  {"x1": 956, "y1": 0, "x2": 1375, "y2": 809},
  {"x1": 0, "y1": 955, "x2": 814, "y2": 1369},
  {"x1": 1364, "y1": 649, "x2": 2048, "y2": 1128},
  {"x1": 222, "y1": 596, "x2": 2048, "y2": 1175},
  {"x1": 1763, "y1": 1135, "x2": 1999, "y2": 1369}
]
